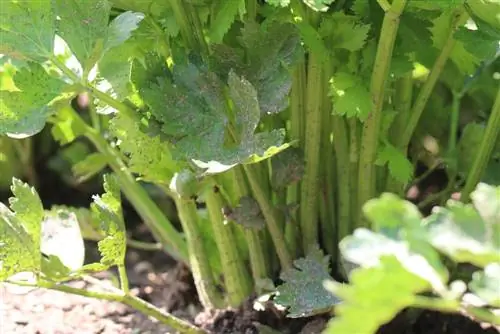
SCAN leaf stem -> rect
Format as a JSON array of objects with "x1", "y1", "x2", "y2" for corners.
[
  {"x1": 300, "y1": 52, "x2": 323, "y2": 253},
  {"x1": 411, "y1": 296, "x2": 500, "y2": 326},
  {"x1": 232, "y1": 167, "x2": 270, "y2": 287},
  {"x1": 117, "y1": 264, "x2": 129, "y2": 293},
  {"x1": 357, "y1": 0, "x2": 407, "y2": 226},
  {"x1": 461, "y1": 87, "x2": 500, "y2": 201},
  {"x1": 10, "y1": 280, "x2": 207, "y2": 333},
  {"x1": 400, "y1": 7, "x2": 468, "y2": 148},
  {"x1": 173, "y1": 196, "x2": 225, "y2": 309},
  {"x1": 49, "y1": 55, "x2": 138, "y2": 121},
  {"x1": 386, "y1": 73, "x2": 414, "y2": 194},
  {"x1": 85, "y1": 129, "x2": 189, "y2": 264},
  {"x1": 204, "y1": 184, "x2": 252, "y2": 306},
  {"x1": 169, "y1": 0, "x2": 209, "y2": 56},
  {"x1": 332, "y1": 116, "x2": 351, "y2": 240},
  {"x1": 286, "y1": 62, "x2": 307, "y2": 257},
  {"x1": 243, "y1": 164, "x2": 292, "y2": 271}
]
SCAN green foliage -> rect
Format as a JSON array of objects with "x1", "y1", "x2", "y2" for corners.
[
  {"x1": 137, "y1": 55, "x2": 289, "y2": 173},
  {"x1": 0, "y1": 0, "x2": 56, "y2": 61},
  {"x1": 91, "y1": 174, "x2": 126, "y2": 267},
  {"x1": 0, "y1": 63, "x2": 68, "y2": 138},
  {"x1": 0, "y1": 179, "x2": 44, "y2": 280},
  {"x1": 320, "y1": 183, "x2": 500, "y2": 333},
  {"x1": 324, "y1": 256, "x2": 429, "y2": 334},
  {"x1": 2, "y1": 0, "x2": 500, "y2": 331}
]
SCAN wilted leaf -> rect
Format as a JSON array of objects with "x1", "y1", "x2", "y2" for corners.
[{"x1": 275, "y1": 245, "x2": 340, "y2": 318}]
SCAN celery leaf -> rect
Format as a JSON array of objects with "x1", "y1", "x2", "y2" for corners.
[
  {"x1": 275, "y1": 245, "x2": 341, "y2": 318},
  {"x1": 138, "y1": 57, "x2": 287, "y2": 173},
  {"x1": 211, "y1": 21, "x2": 302, "y2": 115},
  {"x1": 54, "y1": 0, "x2": 144, "y2": 73},
  {"x1": 0, "y1": 63, "x2": 68, "y2": 138},
  {"x1": 324, "y1": 256, "x2": 429, "y2": 334},
  {"x1": 0, "y1": 179, "x2": 44, "y2": 281},
  {"x1": 0, "y1": 0, "x2": 56, "y2": 61},
  {"x1": 425, "y1": 189, "x2": 500, "y2": 267},
  {"x1": 469, "y1": 263, "x2": 500, "y2": 307},
  {"x1": 375, "y1": 143, "x2": 413, "y2": 184},
  {"x1": 91, "y1": 175, "x2": 126, "y2": 267}
]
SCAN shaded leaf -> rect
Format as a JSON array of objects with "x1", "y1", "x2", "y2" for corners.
[
  {"x1": 275, "y1": 245, "x2": 340, "y2": 318},
  {"x1": 209, "y1": 0, "x2": 245, "y2": 43},
  {"x1": 72, "y1": 153, "x2": 108, "y2": 182},
  {"x1": 271, "y1": 148, "x2": 305, "y2": 189},
  {"x1": 330, "y1": 71, "x2": 371, "y2": 120},
  {"x1": 225, "y1": 196, "x2": 265, "y2": 230},
  {"x1": 319, "y1": 13, "x2": 371, "y2": 52},
  {"x1": 211, "y1": 21, "x2": 303, "y2": 115}
]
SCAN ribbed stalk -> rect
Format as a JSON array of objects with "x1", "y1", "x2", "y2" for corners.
[
  {"x1": 169, "y1": 0, "x2": 208, "y2": 56},
  {"x1": 400, "y1": 7, "x2": 468, "y2": 147},
  {"x1": 386, "y1": 73, "x2": 414, "y2": 194},
  {"x1": 174, "y1": 197, "x2": 224, "y2": 309},
  {"x1": 204, "y1": 185, "x2": 252, "y2": 306},
  {"x1": 300, "y1": 52, "x2": 324, "y2": 253},
  {"x1": 461, "y1": 87, "x2": 500, "y2": 201},
  {"x1": 286, "y1": 62, "x2": 307, "y2": 257},
  {"x1": 244, "y1": 164, "x2": 292, "y2": 270},
  {"x1": 331, "y1": 116, "x2": 351, "y2": 241},
  {"x1": 357, "y1": 0, "x2": 407, "y2": 226},
  {"x1": 232, "y1": 167, "x2": 270, "y2": 288}
]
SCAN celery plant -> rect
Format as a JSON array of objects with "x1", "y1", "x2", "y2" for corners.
[{"x1": 1, "y1": 0, "x2": 500, "y2": 333}]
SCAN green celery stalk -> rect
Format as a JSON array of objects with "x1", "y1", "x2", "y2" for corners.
[
  {"x1": 461, "y1": 87, "x2": 500, "y2": 201},
  {"x1": 300, "y1": 52, "x2": 324, "y2": 253},
  {"x1": 174, "y1": 196, "x2": 224, "y2": 309},
  {"x1": 204, "y1": 184, "x2": 253, "y2": 306},
  {"x1": 357, "y1": 0, "x2": 408, "y2": 227}
]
